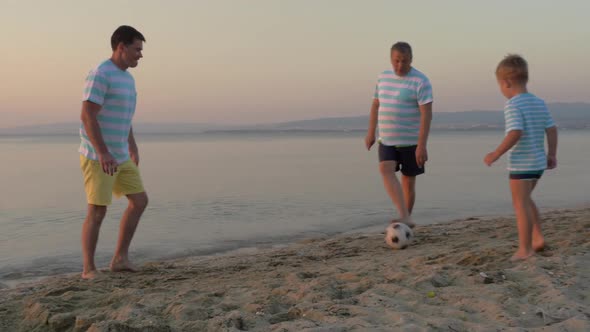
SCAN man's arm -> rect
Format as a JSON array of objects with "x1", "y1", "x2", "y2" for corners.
[
  {"x1": 81, "y1": 101, "x2": 118, "y2": 175},
  {"x1": 365, "y1": 98, "x2": 379, "y2": 150},
  {"x1": 484, "y1": 130, "x2": 522, "y2": 166},
  {"x1": 546, "y1": 126, "x2": 558, "y2": 169},
  {"x1": 128, "y1": 126, "x2": 139, "y2": 165},
  {"x1": 416, "y1": 102, "x2": 432, "y2": 167}
]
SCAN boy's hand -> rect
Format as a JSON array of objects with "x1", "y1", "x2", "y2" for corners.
[
  {"x1": 365, "y1": 134, "x2": 376, "y2": 150},
  {"x1": 484, "y1": 152, "x2": 499, "y2": 166},
  {"x1": 547, "y1": 155, "x2": 557, "y2": 169},
  {"x1": 416, "y1": 145, "x2": 428, "y2": 168}
]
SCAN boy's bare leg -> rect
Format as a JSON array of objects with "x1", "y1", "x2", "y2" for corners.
[
  {"x1": 82, "y1": 204, "x2": 107, "y2": 279},
  {"x1": 401, "y1": 175, "x2": 416, "y2": 215},
  {"x1": 509, "y1": 179, "x2": 535, "y2": 261},
  {"x1": 110, "y1": 192, "x2": 148, "y2": 272},
  {"x1": 529, "y1": 180, "x2": 545, "y2": 251},
  {"x1": 379, "y1": 161, "x2": 414, "y2": 228}
]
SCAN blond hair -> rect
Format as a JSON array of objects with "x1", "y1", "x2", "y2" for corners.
[{"x1": 496, "y1": 54, "x2": 528, "y2": 84}]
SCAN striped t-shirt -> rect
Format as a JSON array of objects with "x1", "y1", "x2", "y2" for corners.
[
  {"x1": 79, "y1": 59, "x2": 137, "y2": 164},
  {"x1": 504, "y1": 93, "x2": 555, "y2": 171},
  {"x1": 373, "y1": 67, "x2": 433, "y2": 146}
]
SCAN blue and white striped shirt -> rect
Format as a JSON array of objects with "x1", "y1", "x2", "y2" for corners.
[
  {"x1": 504, "y1": 93, "x2": 555, "y2": 171},
  {"x1": 79, "y1": 60, "x2": 137, "y2": 164},
  {"x1": 373, "y1": 68, "x2": 433, "y2": 146}
]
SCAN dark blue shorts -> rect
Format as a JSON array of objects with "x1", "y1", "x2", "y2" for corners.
[
  {"x1": 509, "y1": 170, "x2": 544, "y2": 180},
  {"x1": 378, "y1": 143, "x2": 424, "y2": 176}
]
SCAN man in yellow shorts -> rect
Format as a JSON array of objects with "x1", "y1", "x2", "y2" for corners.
[{"x1": 78, "y1": 26, "x2": 148, "y2": 279}]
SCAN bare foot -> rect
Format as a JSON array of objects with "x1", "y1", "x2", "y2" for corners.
[
  {"x1": 110, "y1": 257, "x2": 138, "y2": 272},
  {"x1": 533, "y1": 239, "x2": 546, "y2": 252},
  {"x1": 399, "y1": 216, "x2": 416, "y2": 229},
  {"x1": 510, "y1": 251, "x2": 534, "y2": 262},
  {"x1": 81, "y1": 270, "x2": 100, "y2": 280},
  {"x1": 390, "y1": 218, "x2": 416, "y2": 229}
]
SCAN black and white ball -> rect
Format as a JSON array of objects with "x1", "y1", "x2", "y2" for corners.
[{"x1": 385, "y1": 222, "x2": 414, "y2": 249}]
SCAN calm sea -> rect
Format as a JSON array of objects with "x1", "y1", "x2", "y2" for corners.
[{"x1": 1, "y1": 130, "x2": 588, "y2": 285}]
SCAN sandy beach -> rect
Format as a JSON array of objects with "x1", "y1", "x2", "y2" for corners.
[{"x1": 0, "y1": 207, "x2": 588, "y2": 332}]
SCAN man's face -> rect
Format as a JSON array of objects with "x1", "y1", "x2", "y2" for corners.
[
  {"x1": 122, "y1": 39, "x2": 143, "y2": 68},
  {"x1": 390, "y1": 50, "x2": 412, "y2": 76}
]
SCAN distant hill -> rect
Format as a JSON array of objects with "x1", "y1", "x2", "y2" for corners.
[
  {"x1": 0, "y1": 102, "x2": 588, "y2": 135},
  {"x1": 248, "y1": 102, "x2": 589, "y2": 131},
  {"x1": 0, "y1": 122, "x2": 232, "y2": 136}
]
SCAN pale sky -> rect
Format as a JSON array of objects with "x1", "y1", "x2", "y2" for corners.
[{"x1": 1, "y1": 0, "x2": 589, "y2": 127}]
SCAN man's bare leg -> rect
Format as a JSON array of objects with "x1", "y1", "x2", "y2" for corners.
[
  {"x1": 110, "y1": 192, "x2": 148, "y2": 272},
  {"x1": 379, "y1": 161, "x2": 414, "y2": 227},
  {"x1": 82, "y1": 204, "x2": 107, "y2": 279},
  {"x1": 401, "y1": 175, "x2": 416, "y2": 215}
]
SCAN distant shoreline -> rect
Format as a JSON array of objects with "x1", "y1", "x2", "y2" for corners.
[
  {"x1": 1, "y1": 127, "x2": 589, "y2": 138},
  {"x1": 1, "y1": 101, "x2": 589, "y2": 134}
]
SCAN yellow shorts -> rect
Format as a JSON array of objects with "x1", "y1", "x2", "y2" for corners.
[{"x1": 80, "y1": 155, "x2": 145, "y2": 206}]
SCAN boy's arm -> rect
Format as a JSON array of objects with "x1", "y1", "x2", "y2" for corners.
[
  {"x1": 128, "y1": 127, "x2": 139, "y2": 166},
  {"x1": 416, "y1": 102, "x2": 433, "y2": 167},
  {"x1": 484, "y1": 130, "x2": 522, "y2": 166},
  {"x1": 546, "y1": 126, "x2": 558, "y2": 169},
  {"x1": 365, "y1": 98, "x2": 379, "y2": 150},
  {"x1": 81, "y1": 101, "x2": 118, "y2": 175}
]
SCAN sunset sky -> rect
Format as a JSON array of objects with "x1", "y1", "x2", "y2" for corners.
[{"x1": 1, "y1": 0, "x2": 588, "y2": 127}]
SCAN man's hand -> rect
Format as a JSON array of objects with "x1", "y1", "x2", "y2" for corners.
[
  {"x1": 416, "y1": 145, "x2": 428, "y2": 168},
  {"x1": 547, "y1": 154, "x2": 557, "y2": 169},
  {"x1": 98, "y1": 152, "x2": 118, "y2": 175},
  {"x1": 365, "y1": 134, "x2": 376, "y2": 151},
  {"x1": 130, "y1": 149, "x2": 140, "y2": 166},
  {"x1": 484, "y1": 151, "x2": 499, "y2": 167}
]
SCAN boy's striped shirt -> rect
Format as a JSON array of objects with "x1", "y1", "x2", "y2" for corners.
[{"x1": 504, "y1": 93, "x2": 555, "y2": 171}]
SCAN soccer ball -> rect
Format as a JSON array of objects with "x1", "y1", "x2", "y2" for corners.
[{"x1": 385, "y1": 222, "x2": 414, "y2": 249}]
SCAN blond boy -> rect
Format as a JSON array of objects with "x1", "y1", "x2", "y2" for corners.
[{"x1": 484, "y1": 54, "x2": 558, "y2": 261}]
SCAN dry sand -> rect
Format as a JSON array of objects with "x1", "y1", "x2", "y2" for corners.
[{"x1": 0, "y1": 208, "x2": 588, "y2": 331}]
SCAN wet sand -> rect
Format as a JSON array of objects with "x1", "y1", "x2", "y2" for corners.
[{"x1": 0, "y1": 208, "x2": 588, "y2": 331}]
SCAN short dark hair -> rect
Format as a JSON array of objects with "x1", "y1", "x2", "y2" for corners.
[
  {"x1": 111, "y1": 25, "x2": 146, "y2": 51},
  {"x1": 391, "y1": 42, "x2": 412, "y2": 58}
]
